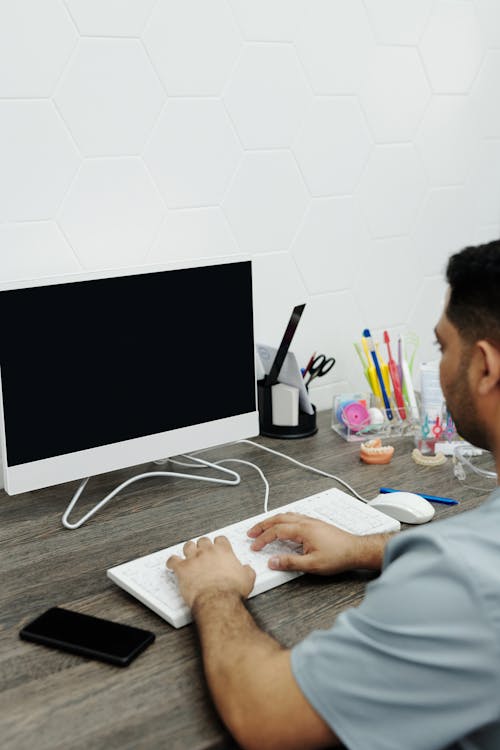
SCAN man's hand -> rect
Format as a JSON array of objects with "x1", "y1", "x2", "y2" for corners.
[
  {"x1": 166, "y1": 536, "x2": 256, "y2": 609},
  {"x1": 248, "y1": 512, "x2": 388, "y2": 575}
]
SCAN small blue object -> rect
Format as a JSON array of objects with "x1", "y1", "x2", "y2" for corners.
[{"x1": 379, "y1": 487, "x2": 459, "y2": 505}]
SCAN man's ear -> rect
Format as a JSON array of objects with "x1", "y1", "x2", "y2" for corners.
[{"x1": 475, "y1": 340, "x2": 500, "y2": 396}]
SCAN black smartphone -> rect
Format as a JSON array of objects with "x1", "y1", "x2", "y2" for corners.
[{"x1": 20, "y1": 607, "x2": 155, "y2": 667}]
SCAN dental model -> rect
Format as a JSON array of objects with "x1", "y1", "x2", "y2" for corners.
[
  {"x1": 411, "y1": 448, "x2": 447, "y2": 467},
  {"x1": 360, "y1": 438, "x2": 395, "y2": 465}
]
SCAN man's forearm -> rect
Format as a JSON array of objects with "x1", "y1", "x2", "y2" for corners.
[
  {"x1": 192, "y1": 589, "x2": 284, "y2": 747},
  {"x1": 191, "y1": 589, "x2": 337, "y2": 750}
]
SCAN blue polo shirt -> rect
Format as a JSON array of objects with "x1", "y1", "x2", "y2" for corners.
[{"x1": 291, "y1": 487, "x2": 500, "y2": 750}]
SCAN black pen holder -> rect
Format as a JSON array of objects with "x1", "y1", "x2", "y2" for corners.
[{"x1": 257, "y1": 379, "x2": 317, "y2": 439}]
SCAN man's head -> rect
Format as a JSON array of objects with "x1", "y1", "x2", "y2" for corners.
[{"x1": 435, "y1": 241, "x2": 500, "y2": 453}]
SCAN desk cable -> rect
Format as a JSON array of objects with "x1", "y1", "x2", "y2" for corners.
[
  {"x1": 61, "y1": 440, "x2": 364, "y2": 529},
  {"x1": 237, "y1": 439, "x2": 366, "y2": 503}
]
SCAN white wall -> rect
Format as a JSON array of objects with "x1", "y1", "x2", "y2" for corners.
[{"x1": 1, "y1": 0, "x2": 499, "y2": 412}]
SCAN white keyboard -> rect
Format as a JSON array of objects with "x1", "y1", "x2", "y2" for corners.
[{"x1": 107, "y1": 487, "x2": 400, "y2": 628}]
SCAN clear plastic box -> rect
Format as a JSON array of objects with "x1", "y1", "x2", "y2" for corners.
[{"x1": 331, "y1": 391, "x2": 418, "y2": 442}]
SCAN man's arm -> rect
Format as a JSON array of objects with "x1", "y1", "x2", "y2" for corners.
[
  {"x1": 192, "y1": 585, "x2": 337, "y2": 750},
  {"x1": 166, "y1": 518, "x2": 393, "y2": 749}
]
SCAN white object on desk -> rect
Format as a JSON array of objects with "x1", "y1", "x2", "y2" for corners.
[
  {"x1": 271, "y1": 383, "x2": 299, "y2": 426},
  {"x1": 256, "y1": 343, "x2": 313, "y2": 415},
  {"x1": 368, "y1": 491, "x2": 435, "y2": 524},
  {"x1": 107, "y1": 486, "x2": 400, "y2": 628}
]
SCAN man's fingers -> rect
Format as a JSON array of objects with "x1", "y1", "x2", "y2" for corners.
[
  {"x1": 247, "y1": 512, "x2": 309, "y2": 538},
  {"x1": 166, "y1": 554, "x2": 181, "y2": 571},
  {"x1": 268, "y1": 553, "x2": 310, "y2": 572},
  {"x1": 250, "y1": 522, "x2": 304, "y2": 551},
  {"x1": 183, "y1": 540, "x2": 196, "y2": 557},
  {"x1": 214, "y1": 535, "x2": 232, "y2": 550},
  {"x1": 197, "y1": 536, "x2": 212, "y2": 550}
]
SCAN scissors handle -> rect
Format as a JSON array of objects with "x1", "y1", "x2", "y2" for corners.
[{"x1": 305, "y1": 354, "x2": 335, "y2": 387}]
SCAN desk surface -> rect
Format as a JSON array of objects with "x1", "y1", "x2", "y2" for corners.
[{"x1": 0, "y1": 412, "x2": 491, "y2": 750}]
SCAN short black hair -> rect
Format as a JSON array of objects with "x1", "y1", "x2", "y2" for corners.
[{"x1": 446, "y1": 240, "x2": 500, "y2": 344}]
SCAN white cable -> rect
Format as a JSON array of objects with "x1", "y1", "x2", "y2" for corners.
[
  {"x1": 166, "y1": 437, "x2": 367, "y2": 503},
  {"x1": 211, "y1": 458, "x2": 270, "y2": 513},
  {"x1": 62, "y1": 436, "x2": 366, "y2": 529},
  {"x1": 167, "y1": 454, "x2": 270, "y2": 512},
  {"x1": 237, "y1": 438, "x2": 367, "y2": 503},
  {"x1": 62, "y1": 460, "x2": 241, "y2": 530}
]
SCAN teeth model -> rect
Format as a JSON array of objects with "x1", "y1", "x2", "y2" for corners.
[
  {"x1": 360, "y1": 438, "x2": 394, "y2": 465},
  {"x1": 411, "y1": 448, "x2": 447, "y2": 467}
]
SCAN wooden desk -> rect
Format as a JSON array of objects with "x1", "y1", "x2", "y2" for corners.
[{"x1": 0, "y1": 412, "x2": 490, "y2": 750}]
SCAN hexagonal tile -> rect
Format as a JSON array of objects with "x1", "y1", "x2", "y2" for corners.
[
  {"x1": 465, "y1": 140, "x2": 500, "y2": 226},
  {"x1": 360, "y1": 47, "x2": 430, "y2": 143},
  {"x1": 475, "y1": 0, "x2": 500, "y2": 49},
  {"x1": 407, "y1": 276, "x2": 448, "y2": 369},
  {"x1": 357, "y1": 145, "x2": 427, "y2": 238},
  {"x1": 223, "y1": 45, "x2": 311, "y2": 149},
  {"x1": 413, "y1": 188, "x2": 475, "y2": 278},
  {"x1": 0, "y1": 101, "x2": 80, "y2": 222},
  {"x1": 354, "y1": 236, "x2": 422, "y2": 330},
  {"x1": 293, "y1": 98, "x2": 372, "y2": 196},
  {"x1": 364, "y1": 0, "x2": 434, "y2": 45},
  {"x1": 58, "y1": 158, "x2": 165, "y2": 268},
  {"x1": 295, "y1": 0, "x2": 374, "y2": 94},
  {"x1": 420, "y1": 1, "x2": 483, "y2": 93},
  {"x1": 251, "y1": 253, "x2": 308, "y2": 344},
  {"x1": 143, "y1": 100, "x2": 242, "y2": 208},
  {"x1": 230, "y1": 0, "x2": 305, "y2": 41},
  {"x1": 143, "y1": 0, "x2": 242, "y2": 96},
  {"x1": 0, "y1": 222, "x2": 80, "y2": 282},
  {"x1": 470, "y1": 51, "x2": 500, "y2": 138},
  {"x1": 300, "y1": 291, "x2": 366, "y2": 391},
  {"x1": 291, "y1": 197, "x2": 370, "y2": 295},
  {"x1": 147, "y1": 208, "x2": 238, "y2": 263},
  {"x1": 415, "y1": 95, "x2": 477, "y2": 186},
  {"x1": 222, "y1": 152, "x2": 309, "y2": 254},
  {"x1": 0, "y1": 0, "x2": 77, "y2": 97},
  {"x1": 55, "y1": 39, "x2": 165, "y2": 156},
  {"x1": 64, "y1": 0, "x2": 156, "y2": 36}
]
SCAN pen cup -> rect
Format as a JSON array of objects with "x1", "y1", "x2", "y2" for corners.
[{"x1": 258, "y1": 379, "x2": 317, "y2": 439}]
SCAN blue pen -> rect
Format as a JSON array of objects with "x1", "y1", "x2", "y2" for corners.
[
  {"x1": 379, "y1": 487, "x2": 459, "y2": 505},
  {"x1": 363, "y1": 329, "x2": 393, "y2": 420}
]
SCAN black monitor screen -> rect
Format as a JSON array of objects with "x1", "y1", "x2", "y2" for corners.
[{"x1": 0, "y1": 261, "x2": 256, "y2": 466}]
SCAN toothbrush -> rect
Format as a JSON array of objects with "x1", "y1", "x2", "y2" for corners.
[
  {"x1": 383, "y1": 331, "x2": 406, "y2": 420},
  {"x1": 361, "y1": 335, "x2": 381, "y2": 397},
  {"x1": 353, "y1": 342, "x2": 371, "y2": 387},
  {"x1": 363, "y1": 329, "x2": 393, "y2": 420},
  {"x1": 400, "y1": 334, "x2": 419, "y2": 421},
  {"x1": 375, "y1": 342, "x2": 392, "y2": 396}
]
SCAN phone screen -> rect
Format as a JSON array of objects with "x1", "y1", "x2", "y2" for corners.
[{"x1": 20, "y1": 607, "x2": 155, "y2": 666}]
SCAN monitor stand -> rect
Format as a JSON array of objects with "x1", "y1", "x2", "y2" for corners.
[{"x1": 61, "y1": 455, "x2": 241, "y2": 530}]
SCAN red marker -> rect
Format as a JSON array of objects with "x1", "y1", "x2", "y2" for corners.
[{"x1": 302, "y1": 351, "x2": 316, "y2": 378}]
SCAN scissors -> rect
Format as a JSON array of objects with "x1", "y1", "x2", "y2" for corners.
[{"x1": 304, "y1": 354, "x2": 335, "y2": 388}]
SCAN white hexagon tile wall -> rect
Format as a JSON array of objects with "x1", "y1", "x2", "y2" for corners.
[{"x1": 0, "y1": 0, "x2": 498, "y2": 412}]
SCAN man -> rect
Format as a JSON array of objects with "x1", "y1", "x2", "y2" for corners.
[{"x1": 167, "y1": 241, "x2": 500, "y2": 750}]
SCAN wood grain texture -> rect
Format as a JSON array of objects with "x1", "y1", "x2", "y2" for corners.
[{"x1": 0, "y1": 411, "x2": 491, "y2": 749}]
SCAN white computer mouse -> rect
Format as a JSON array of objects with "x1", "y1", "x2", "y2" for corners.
[{"x1": 368, "y1": 492, "x2": 435, "y2": 524}]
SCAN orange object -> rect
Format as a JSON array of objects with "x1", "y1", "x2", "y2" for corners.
[{"x1": 360, "y1": 438, "x2": 395, "y2": 465}]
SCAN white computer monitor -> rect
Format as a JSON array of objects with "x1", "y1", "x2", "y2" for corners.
[{"x1": 0, "y1": 257, "x2": 259, "y2": 497}]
